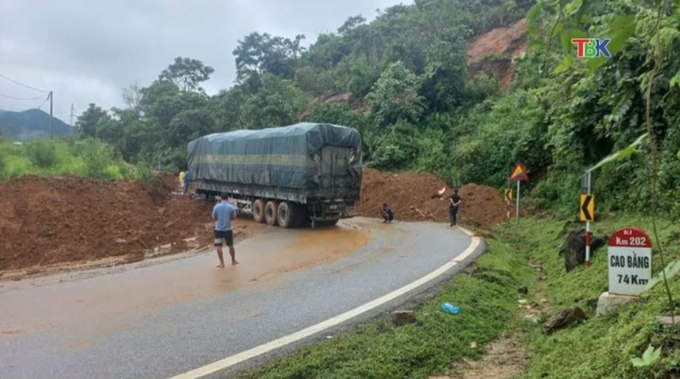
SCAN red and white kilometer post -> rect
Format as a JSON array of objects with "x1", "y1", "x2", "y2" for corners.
[{"x1": 585, "y1": 171, "x2": 592, "y2": 267}]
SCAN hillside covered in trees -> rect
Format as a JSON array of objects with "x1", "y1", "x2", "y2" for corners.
[
  {"x1": 71, "y1": 0, "x2": 680, "y2": 216},
  {"x1": 0, "y1": 109, "x2": 73, "y2": 141}
]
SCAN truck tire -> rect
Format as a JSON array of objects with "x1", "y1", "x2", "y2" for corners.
[
  {"x1": 277, "y1": 201, "x2": 294, "y2": 228},
  {"x1": 264, "y1": 200, "x2": 278, "y2": 226},
  {"x1": 252, "y1": 199, "x2": 265, "y2": 223}
]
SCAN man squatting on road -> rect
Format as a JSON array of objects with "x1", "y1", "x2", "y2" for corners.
[
  {"x1": 449, "y1": 188, "x2": 462, "y2": 226},
  {"x1": 380, "y1": 203, "x2": 394, "y2": 223},
  {"x1": 212, "y1": 195, "x2": 238, "y2": 268}
]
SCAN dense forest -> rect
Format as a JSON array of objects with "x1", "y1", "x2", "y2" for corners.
[{"x1": 68, "y1": 0, "x2": 679, "y2": 216}]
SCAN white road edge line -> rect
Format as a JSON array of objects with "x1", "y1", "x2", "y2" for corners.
[
  {"x1": 169, "y1": 233, "x2": 482, "y2": 379},
  {"x1": 458, "y1": 227, "x2": 474, "y2": 237}
]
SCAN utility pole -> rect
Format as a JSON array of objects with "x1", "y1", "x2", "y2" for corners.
[
  {"x1": 48, "y1": 91, "x2": 53, "y2": 139},
  {"x1": 70, "y1": 103, "x2": 75, "y2": 126},
  {"x1": 516, "y1": 178, "x2": 521, "y2": 224}
]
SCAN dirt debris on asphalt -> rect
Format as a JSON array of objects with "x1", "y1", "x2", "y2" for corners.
[
  {"x1": 0, "y1": 172, "x2": 259, "y2": 271},
  {"x1": 2, "y1": 167, "x2": 506, "y2": 272},
  {"x1": 351, "y1": 168, "x2": 507, "y2": 228}
]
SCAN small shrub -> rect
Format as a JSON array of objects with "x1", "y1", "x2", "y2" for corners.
[
  {"x1": 0, "y1": 138, "x2": 151, "y2": 182},
  {"x1": 25, "y1": 139, "x2": 58, "y2": 168}
]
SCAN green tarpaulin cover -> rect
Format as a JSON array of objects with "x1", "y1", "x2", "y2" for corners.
[{"x1": 187, "y1": 122, "x2": 362, "y2": 189}]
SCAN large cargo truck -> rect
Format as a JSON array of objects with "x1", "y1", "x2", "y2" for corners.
[{"x1": 187, "y1": 122, "x2": 363, "y2": 228}]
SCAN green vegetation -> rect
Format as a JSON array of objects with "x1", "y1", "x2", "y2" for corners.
[
  {"x1": 0, "y1": 108, "x2": 73, "y2": 141},
  {"x1": 236, "y1": 238, "x2": 534, "y2": 379},
  {"x1": 57, "y1": 0, "x2": 678, "y2": 217},
  {"x1": 0, "y1": 138, "x2": 154, "y2": 182},
  {"x1": 6, "y1": 0, "x2": 679, "y2": 222},
  {"x1": 234, "y1": 215, "x2": 680, "y2": 379},
  {"x1": 66, "y1": 0, "x2": 532, "y2": 175},
  {"x1": 4, "y1": 0, "x2": 679, "y2": 374},
  {"x1": 498, "y1": 216, "x2": 680, "y2": 378}
]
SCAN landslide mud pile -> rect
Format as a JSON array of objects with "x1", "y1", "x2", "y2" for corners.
[
  {"x1": 352, "y1": 168, "x2": 507, "y2": 228},
  {"x1": 466, "y1": 18, "x2": 528, "y2": 91},
  {"x1": 0, "y1": 173, "x2": 248, "y2": 271},
  {"x1": 1, "y1": 168, "x2": 504, "y2": 272}
]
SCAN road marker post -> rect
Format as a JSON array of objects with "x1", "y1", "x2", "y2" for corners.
[
  {"x1": 509, "y1": 163, "x2": 528, "y2": 225},
  {"x1": 580, "y1": 171, "x2": 595, "y2": 267},
  {"x1": 504, "y1": 181, "x2": 513, "y2": 221}
]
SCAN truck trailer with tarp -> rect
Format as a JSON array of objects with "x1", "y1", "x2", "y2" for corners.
[{"x1": 187, "y1": 122, "x2": 363, "y2": 228}]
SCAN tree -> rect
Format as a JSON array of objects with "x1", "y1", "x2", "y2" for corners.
[
  {"x1": 366, "y1": 61, "x2": 426, "y2": 126},
  {"x1": 122, "y1": 82, "x2": 143, "y2": 114},
  {"x1": 95, "y1": 112, "x2": 124, "y2": 148},
  {"x1": 210, "y1": 85, "x2": 250, "y2": 131},
  {"x1": 168, "y1": 109, "x2": 216, "y2": 148},
  {"x1": 158, "y1": 57, "x2": 215, "y2": 92},
  {"x1": 338, "y1": 15, "x2": 367, "y2": 36},
  {"x1": 233, "y1": 32, "x2": 306, "y2": 82},
  {"x1": 76, "y1": 104, "x2": 108, "y2": 138},
  {"x1": 304, "y1": 34, "x2": 351, "y2": 71},
  {"x1": 238, "y1": 73, "x2": 309, "y2": 129}
]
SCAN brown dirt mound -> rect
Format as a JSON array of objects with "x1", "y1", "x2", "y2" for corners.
[
  {"x1": 0, "y1": 173, "x2": 252, "y2": 271},
  {"x1": 351, "y1": 168, "x2": 507, "y2": 228}
]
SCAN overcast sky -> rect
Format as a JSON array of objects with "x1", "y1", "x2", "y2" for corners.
[{"x1": 0, "y1": 0, "x2": 410, "y2": 123}]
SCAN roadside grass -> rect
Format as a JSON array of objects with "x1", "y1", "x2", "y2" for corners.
[
  {"x1": 491, "y1": 215, "x2": 680, "y2": 379},
  {"x1": 237, "y1": 214, "x2": 680, "y2": 379},
  {"x1": 0, "y1": 137, "x2": 155, "y2": 182},
  {"x1": 235, "y1": 237, "x2": 534, "y2": 379}
]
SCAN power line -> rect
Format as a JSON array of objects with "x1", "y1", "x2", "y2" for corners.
[
  {"x1": 0, "y1": 93, "x2": 49, "y2": 113},
  {"x1": 36, "y1": 96, "x2": 50, "y2": 110},
  {"x1": 0, "y1": 73, "x2": 49, "y2": 93},
  {"x1": 0, "y1": 92, "x2": 46, "y2": 101}
]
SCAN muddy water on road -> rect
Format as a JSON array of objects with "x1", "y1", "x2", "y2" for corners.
[
  {"x1": 212, "y1": 224, "x2": 372, "y2": 291},
  {"x1": 0, "y1": 222, "x2": 372, "y2": 340}
]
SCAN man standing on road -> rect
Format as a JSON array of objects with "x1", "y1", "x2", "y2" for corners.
[
  {"x1": 212, "y1": 195, "x2": 238, "y2": 268},
  {"x1": 449, "y1": 188, "x2": 462, "y2": 227},
  {"x1": 183, "y1": 170, "x2": 190, "y2": 194},
  {"x1": 179, "y1": 170, "x2": 185, "y2": 192}
]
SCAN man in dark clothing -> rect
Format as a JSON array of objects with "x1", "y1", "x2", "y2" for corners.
[
  {"x1": 380, "y1": 203, "x2": 394, "y2": 223},
  {"x1": 183, "y1": 170, "x2": 190, "y2": 194},
  {"x1": 449, "y1": 189, "x2": 462, "y2": 226}
]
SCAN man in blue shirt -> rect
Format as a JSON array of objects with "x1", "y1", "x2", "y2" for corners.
[{"x1": 212, "y1": 195, "x2": 238, "y2": 268}]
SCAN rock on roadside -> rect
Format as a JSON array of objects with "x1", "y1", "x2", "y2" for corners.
[{"x1": 542, "y1": 306, "x2": 588, "y2": 334}]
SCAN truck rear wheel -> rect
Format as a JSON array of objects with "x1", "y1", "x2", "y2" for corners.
[
  {"x1": 264, "y1": 200, "x2": 278, "y2": 226},
  {"x1": 252, "y1": 199, "x2": 265, "y2": 223},
  {"x1": 277, "y1": 201, "x2": 294, "y2": 228}
]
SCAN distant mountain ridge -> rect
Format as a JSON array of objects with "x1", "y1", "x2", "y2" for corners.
[{"x1": 0, "y1": 108, "x2": 73, "y2": 141}]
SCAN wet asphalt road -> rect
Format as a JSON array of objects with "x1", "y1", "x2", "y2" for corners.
[{"x1": 0, "y1": 217, "x2": 482, "y2": 379}]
